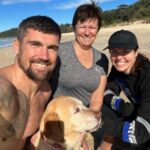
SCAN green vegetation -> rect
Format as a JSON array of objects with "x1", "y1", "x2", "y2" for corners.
[
  {"x1": 102, "y1": 0, "x2": 150, "y2": 26},
  {"x1": 0, "y1": 28, "x2": 17, "y2": 38},
  {"x1": 0, "y1": 0, "x2": 149, "y2": 38}
]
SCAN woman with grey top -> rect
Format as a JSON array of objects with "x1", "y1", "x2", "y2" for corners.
[{"x1": 50, "y1": 1, "x2": 108, "y2": 149}]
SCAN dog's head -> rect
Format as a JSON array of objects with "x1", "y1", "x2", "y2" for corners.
[
  {"x1": 40, "y1": 96, "x2": 101, "y2": 134},
  {"x1": 40, "y1": 96, "x2": 101, "y2": 147}
]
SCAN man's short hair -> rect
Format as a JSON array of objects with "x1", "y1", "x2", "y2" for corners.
[{"x1": 17, "y1": 15, "x2": 61, "y2": 41}]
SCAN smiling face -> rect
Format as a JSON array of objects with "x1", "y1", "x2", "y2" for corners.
[
  {"x1": 74, "y1": 19, "x2": 99, "y2": 49},
  {"x1": 14, "y1": 28, "x2": 59, "y2": 81},
  {"x1": 109, "y1": 48, "x2": 138, "y2": 74}
]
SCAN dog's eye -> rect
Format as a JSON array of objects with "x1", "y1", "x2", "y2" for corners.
[{"x1": 74, "y1": 108, "x2": 80, "y2": 114}]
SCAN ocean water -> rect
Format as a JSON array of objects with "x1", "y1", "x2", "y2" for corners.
[{"x1": 0, "y1": 37, "x2": 16, "y2": 48}]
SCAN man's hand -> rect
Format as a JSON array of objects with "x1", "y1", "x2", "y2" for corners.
[{"x1": 80, "y1": 132, "x2": 89, "y2": 150}]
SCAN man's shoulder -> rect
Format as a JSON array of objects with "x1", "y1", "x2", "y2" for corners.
[
  {"x1": 0, "y1": 75, "x2": 29, "y2": 140},
  {"x1": 0, "y1": 65, "x2": 13, "y2": 79},
  {"x1": 0, "y1": 75, "x2": 14, "y2": 90}
]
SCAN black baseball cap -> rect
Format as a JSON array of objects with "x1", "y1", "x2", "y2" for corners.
[{"x1": 103, "y1": 29, "x2": 139, "y2": 51}]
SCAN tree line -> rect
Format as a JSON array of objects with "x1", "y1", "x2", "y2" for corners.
[
  {"x1": 0, "y1": 0, "x2": 149, "y2": 38},
  {"x1": 102, "y1": 0, "x2": 150, "y2": 26}
]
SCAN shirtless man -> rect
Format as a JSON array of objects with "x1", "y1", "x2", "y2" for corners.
[{"x1": 0, "y1": 15, "x2": 61, "y2": 150}]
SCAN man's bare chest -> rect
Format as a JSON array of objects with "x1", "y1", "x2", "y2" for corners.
[{"x1": 23, "y1": 93, "x2": 50, "y2": 138}]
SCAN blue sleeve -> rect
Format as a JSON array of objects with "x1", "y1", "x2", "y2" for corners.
[{"x1": 121, "y1": 117, "x2": 150, "y2": 145}]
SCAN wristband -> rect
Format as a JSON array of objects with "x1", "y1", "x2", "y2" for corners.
[{"x1": 111, "y1": 96, "x2": 122, "y2": 111}]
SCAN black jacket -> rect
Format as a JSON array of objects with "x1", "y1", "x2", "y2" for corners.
[{"x1": 104, "y1": 58, "x2": 150, "y2": 145}]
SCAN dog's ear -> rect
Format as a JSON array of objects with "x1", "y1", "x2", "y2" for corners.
[{"x1": 42, "y1": 113, "x2": 65, "y2": 143}]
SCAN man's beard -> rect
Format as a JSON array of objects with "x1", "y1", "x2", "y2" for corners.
[
  {"x1": 25, "y1": 67, "x2": 53, "y2": 81},
  {"x1": 18, "y1": 55, "x2": 53, "y2": 81}
]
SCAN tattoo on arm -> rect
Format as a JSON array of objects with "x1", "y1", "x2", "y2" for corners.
[{"x1": 0, "y1": 76, "x2": 29, "y2": 140}]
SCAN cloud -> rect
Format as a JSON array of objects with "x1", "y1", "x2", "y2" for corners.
[
  {"x1": 56, "y1": 0, "x2": 114, "y2": 9},
  {"x1": 1, "y1": 0, "x2": 114, "y2": 7},
  {"x1": 1, "y1": 0, "x2": 51, "y2": 5}
]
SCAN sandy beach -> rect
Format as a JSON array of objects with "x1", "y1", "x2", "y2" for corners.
[{"x1": 0, "y1": 22, "x2": 150, "y2": 68}]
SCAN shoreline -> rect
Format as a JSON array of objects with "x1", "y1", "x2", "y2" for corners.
[{"x1": 0, "y1": 22, "x2": 150, "y2": 67}]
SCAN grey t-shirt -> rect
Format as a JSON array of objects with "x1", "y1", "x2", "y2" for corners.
[{"x1": 50, "y1": 41, "x2": 108, "y2": 106}]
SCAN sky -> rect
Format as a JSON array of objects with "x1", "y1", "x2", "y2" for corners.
[{"x1": 0, "y1": 0, "x2": 138, "y2": 32}]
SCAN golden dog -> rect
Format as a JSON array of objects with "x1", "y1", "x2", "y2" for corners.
[{"x1": 32, "y1": 96, "x2": 101, "y2": 150}]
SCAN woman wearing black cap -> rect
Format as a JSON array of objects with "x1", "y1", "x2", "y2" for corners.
[{"x1": 100, "y1": 30, "x2": 150, "y2": 150}]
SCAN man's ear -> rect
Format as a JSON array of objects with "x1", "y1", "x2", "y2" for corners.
[{"x1": 13, "y1": 39, "x2": 20, "y2": 54}]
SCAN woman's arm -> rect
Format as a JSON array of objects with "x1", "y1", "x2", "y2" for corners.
[{"x1": 90, "y1": 75, "x2": 107, "y2": 112}]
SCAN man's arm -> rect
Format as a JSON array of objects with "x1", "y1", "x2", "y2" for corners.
[{"x1": 0, "y1": 76, "x2": 29, "y2": 140}]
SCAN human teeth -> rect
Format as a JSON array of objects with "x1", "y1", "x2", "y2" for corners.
[
  {"x1": 34, "y1": 63, "x2": 47, "y2": 67},
  {"x1": 116, "y1": 61, "x2": 125, "y2": 64}
]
